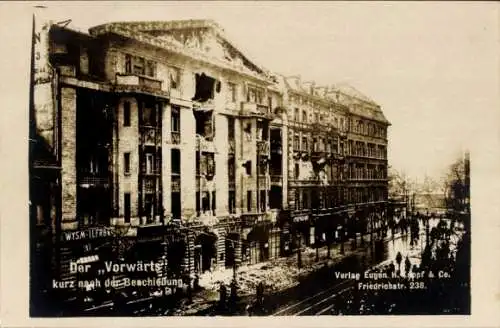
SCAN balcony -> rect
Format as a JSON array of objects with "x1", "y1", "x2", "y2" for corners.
[
  {"x1": 196, "y1": 136, "x2": 216, "y2": 153},
  {"x1": 290, "y1": 179, "x2": 321, "y2": 187},
  {"x1": 79, "y1": 175, "x2": 110, "y2": 188},
  {"x1": 140, "y1": 126, "x2": 161, "y2": 145},
  {"x1": 115, "y1": 74, "x2": 167, "y2": 97},
  {"x1": 311, "y1": 148, "x2": 328, "y2": 162},
  {"x1": 270, "y1": 175, "x2": 283, "y2": 186},
  {"x1": 193, "y1": 100, "x2": 215, "y2": 112},
  {"x1": 257, "y1": 140, "x2": 270, "y2": 157},
  {"x1": 239, "y1": 102, "x2": 273, "y2": 120},
  {"x1": 171, "y1": 131, "x2": 181, "y2": 145}
]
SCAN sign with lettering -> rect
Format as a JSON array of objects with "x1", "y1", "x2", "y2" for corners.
[
  {"x1": 32, "y1": 12, "x2": 56, "y2": 151},
  {"x1": 293, "y1": 215, "x2": 309, "y2": 223}
]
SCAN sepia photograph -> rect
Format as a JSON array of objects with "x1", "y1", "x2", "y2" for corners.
[{"x1": 2, "y1": 1, "x2": 498, "y2": 324}]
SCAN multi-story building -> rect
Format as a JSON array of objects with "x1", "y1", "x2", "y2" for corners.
[{"x1": 29, "y1": 18, "x2": 390, "y2": 304}]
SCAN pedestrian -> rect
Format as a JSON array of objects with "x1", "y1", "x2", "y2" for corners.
[
  {"x1": 389, "y1": 262, "x2": 395, "y2": 275},
  {"x1": 405, "y1": 256, "x2": 411, "y2": 276},
  {"x1": 395, "y1": 251, "x2": 402, "y2": 271},
  {"x1": 219, "y1": 283, "x2": 227, "y2": 311}
]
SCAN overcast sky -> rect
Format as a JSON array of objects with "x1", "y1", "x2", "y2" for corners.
[{"x1": 6, "y1": 1, "x2": 499, "y2": 181}]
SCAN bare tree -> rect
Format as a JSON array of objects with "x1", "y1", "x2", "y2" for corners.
[{"x1": 442, "y1": 153, "x2": 470, "y2": 216}]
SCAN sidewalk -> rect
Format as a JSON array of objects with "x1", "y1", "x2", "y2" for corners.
[{"x1": 179, "y1": 232, "x2": 402, "y2": 315}]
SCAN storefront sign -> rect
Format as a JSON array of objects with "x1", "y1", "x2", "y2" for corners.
[
  {"x1": 62, "y1": 227, "x2": 114, "y2": 242},
  {"x1": 293, "y1": 215, "x2": 309, "y2": 223}
]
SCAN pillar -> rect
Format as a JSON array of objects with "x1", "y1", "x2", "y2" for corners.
[{"x1": 60, "y1": 87, "x2": 78, "y2": 230}]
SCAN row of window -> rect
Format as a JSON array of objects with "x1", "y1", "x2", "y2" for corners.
[
  {"x1": 349, "y1": 118, "x2": 387, "y2": 139},
  {"x1": 293, "y1": 162, "x2": 342, "y2": 181},
  {"x1": 293, "y1": 134, "x2": 341, "y2": 154},
  {"x1": 122, "y1": 101, "x2": 181, "y2": 133},
  {"x1": 292, "y1": 107, "x2": 346, "y2": 129},
  {"x1": 347, "y1": 140, "x2": 387, "y2": 159},
  {"x1": 123, "y1": 149, "x2": 181, "y2": 175},
  {"x1": 347, "y1": 163, "x2": 387, "y2": 180},
  {"x1": 293, "y1": 187, "x2": 387, "y2": 210},
  {"x1": 122, "y1": 188, "x2": 272, "y2": 222},
  {"x1": 124, "y1": 53, "x2": 180, "y2": 89}
]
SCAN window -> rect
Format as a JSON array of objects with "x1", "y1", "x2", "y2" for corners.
[
  {"x1": 302, "y1": 110, "x2": 307, "y2": 122},
  {"x1": 227, "y1": 83, "x2": 236, "y2": 102},
  {"x1": 212, "y1": 191, "x2": 216, "y2": 214},
  {"x1": 302, "y1": 190, "x2": 309, "y2": 209},
  {"x1": 295, "y1": 163, "x2": 299, "y2": 179},
  {"x1": 247, "y1": 191, "x2": 252, "y2": 212},
  {"x1": 302, "y1": 137, "x2": 308, "y2": 152},
  {"x1": 171, "y1": 106, "x2": 180, "y2": 132},
  {"x1": 142, "y1": 102, "x2": 157, "y2": 126},
  {"x1": 260, "y1": 190, "x2": 266, "y2": 212},
  {"x1": 294, "y1": 135, "x2": 300, "y2": 150},
  {"x1": 145, "y1": 153, "x2": 154, "y2": 174},
  {"x1": 171, "y1": 192, "x2": 181, "y2": 219},
  {"x1": 125, "y1": 54, "x2": 132, "y2": 74},
  {"x1": 295, "y1": 189, "x2": 300, "y2": 210},
  {"x1": 228, "y1": 191, "x2": 236, "y2": 214},
  {"x1": 123, "y1": 101, "x2": 131, "y2": 126},
  {"x1": 124, "y1": 153, "x2": 130, "y2": 175},
  {"x1": 171, "y1": 149, "x2": 180, "y2": 175},
  {"x1": 145, "y1": 60, "x2": 156, "y2": 77},
  {"x1": 294, "y1": 108, "x2": 299, "y2": 121},
  {"x1": 169, "y1": 67, "x2": 180, "y2": 89},
  {"x1": 124, "y1": 193, "x2": 131, "y2": 223},
  {"x1": 244, "y1": 160, "x2": 252, "y2": 175},
  {"x1": 133, "y1": 57, "x2": 145, "y2": 76},
  {"x1": 228, "y1": 117, "x2": 235, "y2": 140},
  {"x1": 268, "y1": 96, "x2": 273, "y2": 109}
]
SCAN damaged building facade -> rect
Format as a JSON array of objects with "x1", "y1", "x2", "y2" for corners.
[{"x1": 30, "y1": 18, "x2": 389, "y2": 303}]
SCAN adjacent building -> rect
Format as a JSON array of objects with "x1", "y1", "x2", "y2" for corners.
[{"x1": 29, "y1": 18, "x2": 390, "y2": 303}]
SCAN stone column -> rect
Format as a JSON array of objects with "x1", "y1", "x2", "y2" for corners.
[
  {"x1": 214, "y1": 113, "x2": 228, "y2": 216},
  {"x1": 60, "y1": 87, "x2": 78, "y2": 231},
  {"x1": 180, "y1": 107, "x2": 196, "y2": 220}
]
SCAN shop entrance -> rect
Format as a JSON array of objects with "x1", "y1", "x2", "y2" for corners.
[
  {"x1": 246, "y1": 225, "x2": 270, "y2": 265},
  {"x1": 194, "y1": 232, "x2": 217, "y2": 273}
]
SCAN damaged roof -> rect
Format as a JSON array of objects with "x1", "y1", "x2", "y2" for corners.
[{"x1": 89, "y1": 19, "x2": 274, "y2": 83}]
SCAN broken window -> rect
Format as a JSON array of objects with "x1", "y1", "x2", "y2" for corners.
[
  {"x1": 195, "y1": 111, "x2": 214, "y2": 140},
  {"x1": 193, "y1": 73, "x2": 216, "y2": 102},
  {"x1": 169, "y1": 67, "x2": 180, "y2": 89}
]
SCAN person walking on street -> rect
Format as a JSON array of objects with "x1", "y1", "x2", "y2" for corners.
[
  {"x1": 405, "y1": 256, "x2": 411, "y2": 277},
  {"x1": 396, "y1": 251, "x2": 403, "y2": 273}
]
